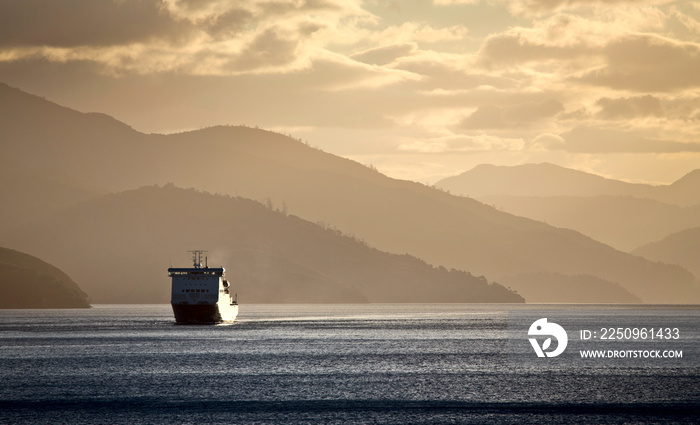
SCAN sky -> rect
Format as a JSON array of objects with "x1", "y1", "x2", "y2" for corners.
[{"x1": 1, "y1": 0, "x2": 700, "y2": 185}]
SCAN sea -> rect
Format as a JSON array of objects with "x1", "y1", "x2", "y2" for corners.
[{"x1": 1, "y1": 304, "x2": 699, "y2": 424}]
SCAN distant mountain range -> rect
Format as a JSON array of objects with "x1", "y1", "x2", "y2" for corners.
[
  {"x1": 474, "y1": 194, "x2": 700, "y2": 253},
  {"x1": 436, "y1": 163, "x2": 700, "y2": 254},
  {"x1": 0, "y1": 247, "x2": 90, "y2": 308},
  {"x1": 633, "y1": 227, "x2": 700, "y2": 279},
  {"x1": 437, "y1": 163, "x2": 700, "y2": 206},
  {"x1": 1, "y1": 83, "x2": 698, "y2": 304},
  {"x1": 3, "y1": 185, "x2": 522, "y2": 304},
  {"x1": 497, "y1": 272, "x2": 642, "y2": 304}
]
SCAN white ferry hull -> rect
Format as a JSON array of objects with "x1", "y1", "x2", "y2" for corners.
[{"x1": 168, "y1": 252, "x2": 238, "y2": 325}]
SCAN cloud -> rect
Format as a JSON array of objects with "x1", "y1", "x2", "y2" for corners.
[
  {"x1": 162, "y1": 0, "x2": 353, "y2": 26},
  {"x1": 0, "y1": 0, "x2": 194, "y2": 48},
  {"x1": 505, "y1": 0, "x2": 659, "y2": 16},
  {"x1": 531, "y1": 132, "x2": 567, "y2": 150},
  {"x1": 578, "y1": 34, "x2": 700, "y2": 92},
  {"x1": 221, "y1": 28, "x2": 304, "y2": 73},
  {"x1": 476, "y1": 7, "x2": 669, "y2": 70},
  {"x1": 560, "y1": 125, "x2": 700, "y2": 153},
  {"x1": 665, "y1": 95, "x2": 700, "y2": 122},
  {"x1": 0, "y1": 0, "x2": 368, "y2": 76},
  {"x1": 433, "y1": 0, "x2": 478, "y2": 5},
  {"x1": 393, "y1": 51, "x2": 511, "y2": 92},
  {"x1": 351, "y1": 43, "x2": 417, "y2": 66},
  {"x1": 672, "y1": 6, "x2": 700, "y2": 35},
  {"x1": 477, "y1": 32, "x2": 585, "y2": 68},
  {"x1": 596, "y1": 95, "x2": 664, "y2": 119},
  {"x1": 459, "y1": 99, "x2": 564, "y2": 129},
  {"x1": 1, "y1": 0, "x2": 699, "y2": 186},
  {"x1": 399, "y1": 134, "x2": 526, "y2": 153}
]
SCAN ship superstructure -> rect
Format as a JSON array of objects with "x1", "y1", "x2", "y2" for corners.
[{"x1": 168, "y1": 250, "x2": 238, "y2": 324}]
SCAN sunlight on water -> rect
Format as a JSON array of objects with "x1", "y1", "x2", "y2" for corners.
[{"x1": 1, "y1": 304, "x2": 698, "y2": 424}]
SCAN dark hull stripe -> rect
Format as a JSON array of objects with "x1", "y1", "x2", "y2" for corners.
[{"x1": 171, "y1": 304, "x2": 223, "y2": 324}]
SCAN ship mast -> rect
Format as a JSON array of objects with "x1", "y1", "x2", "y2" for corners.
[{"x1": 189, "y1": 250, "x2": 207, "y2": 269}]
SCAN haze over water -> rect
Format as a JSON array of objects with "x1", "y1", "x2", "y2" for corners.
[{"x1": 1, "y1": 304, "x2": 698, "y2": 424}]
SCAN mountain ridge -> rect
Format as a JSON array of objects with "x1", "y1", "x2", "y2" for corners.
[
  {"x1": 477, "y1": 194, "x2": 700, "y2": 252},
  {"x1": 0, "y1": 247, "x2": 91, "y2": 308},
  {"x1": 1, "y1": 83, "x2": 698, "y2": 303},
  {"x1": 633, "y1": 226, "x2": 700, "y2": 280},
  {"x1": 436, "y1": 162, "x2": 700, "y2": 206},
  {"x1": 436, "y1": 162, "x2": 700, "y2": 252},
  {"x1": 3, "y1": 184, "x2": 523, "y2": 304}
]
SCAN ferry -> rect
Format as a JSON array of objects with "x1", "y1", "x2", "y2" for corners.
[{"x1": 168, "y1": 250, "x2": 238, "y2": 324}]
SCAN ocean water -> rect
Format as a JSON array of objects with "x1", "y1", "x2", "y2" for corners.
[{"x1": 1, "y1": 304, "x2": 699, "y2": 424}]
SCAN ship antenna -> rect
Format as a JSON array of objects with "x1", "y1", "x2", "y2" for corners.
[{"x1": 189, "y1": 250, "x2": 207, "y2": 268}]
